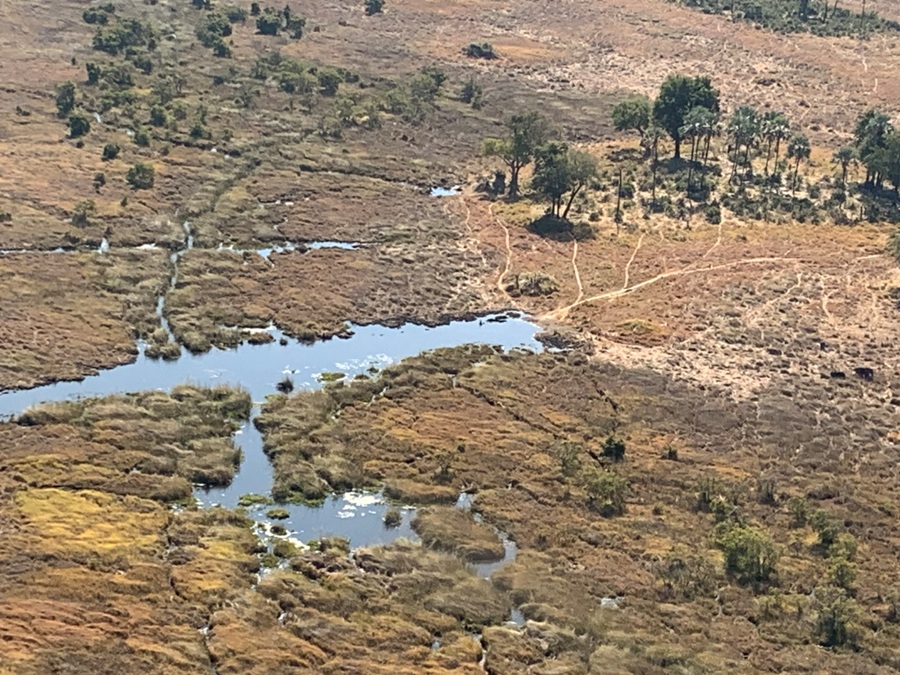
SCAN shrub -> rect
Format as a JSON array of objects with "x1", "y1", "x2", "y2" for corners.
[
  {"x1": 67, "y1": 113, "x2": 91, "y2": 138},
  {"x1": 82, "y1": 4, "x2": 115, "y2": 25},
  {"x1": 756, "y1": 475, "x2": 777, "y2": 505},
  {"x1": 196, "y1": 13, "x2": 233, "y2": 48},
  {"x1": 130, "y1": 54, "x2": 153, "y2": 74},
  {"x1": 656, "y1": 549, "x2": 716, "y2": 601},
  {"x1": 828, "y1": 533, "x2": 858, "y2": 562},
  {"x1": 814, "y1": 586, "x2": 860, "y2": 648},
  {"x1": 86, "y1": 62, "x2": 102, "y2": 85},
  {"x1": 92, "y1": 18, "x2": 154, "y2": 55},
  {"x1": 810, "y1": 509, "x2": 840, "y2": 549},
  {"x1": 602, "y1": 435, "x2": 626, "y2": 462},
  {"x1": 827, "y1": 556, "x2": 857, "y2": 593},
  {"x1": 56, "y1": 82, "x2": 76, "y2": 118},
  {"x1": 509, "y1": 272, "x2": 559, "y2": 297},
  {"x1": 383, "y1": 507, "x2": 402, "y2": 528},
  {"x1": 126, "y1": 162, "x2": 155, "y2": 189},
  {"x1": 226, "y1": 7, "x2": 248, "y2": 22},
  {"x1": 72, "y1": 200, "x2": 96, "y2": 227},
  {"x1": 554, "y1": 440, "x2": 582, "y2": 477},
  {"x1": 317, "y1": 70, "x2": 342, "y2": 96},
  {"x1": 460, "y1": 77, "x2": 483, "y2": 108},
  {"x1": 92, "y1": 172, "x2": 106, "y2": 191},
  {"x1": 717, "y1": 523, "x2": 778, "y2": 585},
  {"x1": 286, "y1": 17, "x2": 306, "y2": 39},
  {"x1": 256, "y1": 8, "x2": 282, "y2": 35},
  {"x1": 102, "y1": 143, "x2": 120, "y2": 161},
  {"x1": 585, "y1": 471, "x2": 628, "y2": 517},
  {"x1": 365, "y1": 0, "x2": 385, "y2": 15},
  {"x1": 695, "y1": 476, "x2": 720, "y2": 512},
  {"x1": 134, "y1": 127, "x2": 150, "y2": 147},
  {"x1": 149, "y1": 105, "x2": 168, "y2": 127},
  {"x1": 787, "y1": 496, "x2": 809, "y2": 527},
  {"x1": 213, "y1": 40, "x2": 232, "y2": 58},
  {"x1": 103, "y1": 64, "x2": 134, "y2": 88},
  {"x1": 464, "y1": 42, "x2": 496, "y2": 59}
]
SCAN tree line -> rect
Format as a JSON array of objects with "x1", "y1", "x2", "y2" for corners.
[{"x1": 482, "y1": 73, "x2": 900, "y2": 221}]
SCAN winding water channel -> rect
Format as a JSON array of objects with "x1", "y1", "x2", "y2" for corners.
[
  {"x1": 1, "y1": 210, "x2": 543, "y2": 590},
  {"x1": 0, "y1": 308, "x2": 542, "y2": 577}
]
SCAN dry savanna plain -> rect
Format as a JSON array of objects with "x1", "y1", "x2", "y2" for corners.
[{"x1": 2, "y1": 0, "x2": 900, "y2": 673}]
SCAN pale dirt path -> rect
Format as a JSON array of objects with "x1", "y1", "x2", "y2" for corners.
[
  {"x1": 545, "y1": 255, "x2": 804, "y2": 320},
  {"x1": 622, "y1": 232, "x2": 645, "y2": 290},
  {"x1": 489, "y1": 202, "x2": 513, "y2": 295},
  {"x1": 570, "y1": 236, "x2": 584, "y2": 306}
]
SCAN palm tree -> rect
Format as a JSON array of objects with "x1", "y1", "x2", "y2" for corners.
[
  {"x1": 700, "y1": 110, "x2": 720, "y2": 167},
  {"x1": 761, "y1": 111, "x2": 788, "y2": 176},
  {"x1": 787, "y1": 134, "x2": 811, "y2": 198},
  {"x1": 832, "y1": 145, "x2": 856, "y2": 186},
  {"x1": 767, "y1": 114, "x2": 791, "y2": 179},
  {"x1": 680, "y1": 107, "x2": 707, "y2": 191},
  {"x1": 727, "y1": 106, "x2": 759, "y2": 183},
  {"x1": 643, "y1": 125, "x2": 665, "y2": 206}
]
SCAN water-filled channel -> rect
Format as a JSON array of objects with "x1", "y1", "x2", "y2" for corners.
[{"x1": 0, "y1": 313, "x2": 542, "y2": 574}]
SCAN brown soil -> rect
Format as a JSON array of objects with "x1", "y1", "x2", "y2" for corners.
[{"x1": 3, "y1": 0, "x2": 900, "y2": 672}]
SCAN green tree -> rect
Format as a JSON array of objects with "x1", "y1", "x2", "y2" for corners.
[
  {"x1": 256, "y1": 8, "x2": 283, "y2": 35},
  {"x1": 86, "y1": 62, "x2": 102, "y2": 85},
  {"x1": 227, "y1": 7, "x2": 248, "y2": 22},
  {"x1": 287, "y1": 16, "x2": 306, "y2": 39},
  {"x1": 814, "y1": 586, "x2": 860, "y2": 648},
  {"x1": 833, "y1": 145, "x2": 856, "y2": 186},
  {"x1": 602, "y1": 435, "x2": 626, "y2": 462},
  {"x1": 727, "y1": 105, "x2": 760, "y2": 182},
  {"x1": 642, "y1": 125, "x2": 665, "y2": 204},
  {"x1": 873, "y1": 132, "x2": 900, "y2": 195},
  {"x1": 854, "y1": 109, "x2": 893, "y2": 187},
  {"x1": 652, "y1": 74, "x2": 720, "y2": 159},
  {"x1": 717, "y1": 523, "x2": 779, "y2": 585},
  {"x1": 279, "y1": 71, "x2": 316, "y2": 111},
  {"x1": 93, "y1": 171, "x2": 106, "y2": 192},
  {"x1": 126, "y1": 163, "x2": 155, "y2": 189},
  {"x1": 102, "y1": 143, "x2": 120, "y2": 161},
  {"x1": 67, "y1": 112, "x2": 91, "y2": 138},
  {"x1": 365, "y1": 0, "x2": 385, "y2": 15},
  {"x1": 196, "y1": 12, "x2": 232, "y2": 48},
  {"x1": 612, "y1": 95, "x2": 651, "y2": 139},
  {"x1": 681, "y1": 106, "x2": 713, "y2": 189},
  {"x1": 459, "y1": 78, "x2": 483, "y2": 109},
  {"x1": 149, "y1": 105, "x2": 168, "y2": 127},
  {"x1": 827, "y1": 556, "x2": 857, "y2": 593},
  {"x1": 56, "y1": 82, "x2": 77, "y2": 118},
  {"x1": 585, "y1": 471, "x2": 628, "y2": 517},
  {"x1": 554, "y1": 440, "x2": 582, "y2": 477},
  {"x1": 761, "y1": 111, "x2": 790, "y2": 176},
  {"x1": 531, "y1": 143, "x2": 598, "y2": 219},
  {"x1": 317, "y1": 70, "x2": 342, "y2": 97},
  {"x1": 72, "y1": 199, "x2": 96, "y2": 227},
  {"x1": 787, "y1": 133, "x2": 811, "y2": 196},
  {"x1": 414, "y1": 66, "x2": 446, "y2": 101},
  {"x1": 482, "y1": 111, "x2": 550, "y2": 198}
]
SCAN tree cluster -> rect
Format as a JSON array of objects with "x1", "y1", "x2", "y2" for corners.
[
  {"x1": 855, "y1": 110, "x2": 900, "y2": 193},
  {"x1": 256, "y1": 5, "x2": 306, "y2": 38}
]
